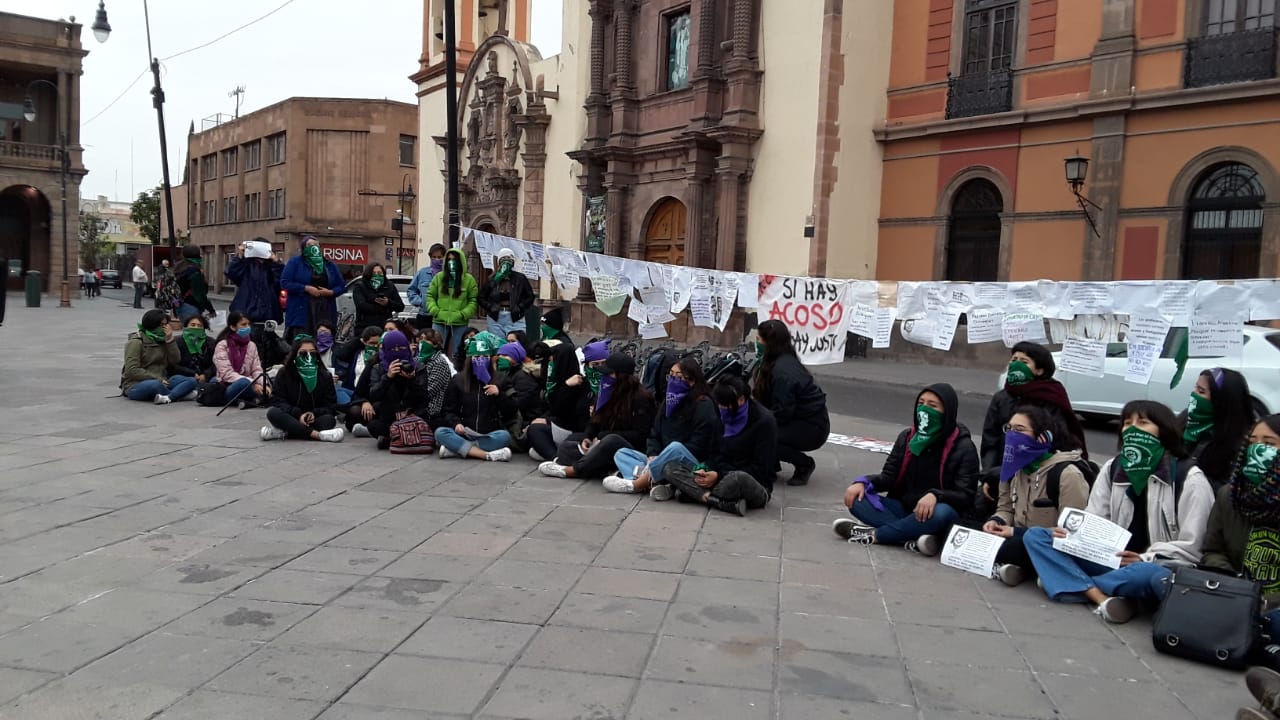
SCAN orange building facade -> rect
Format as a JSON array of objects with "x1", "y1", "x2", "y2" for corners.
[{"x1": 877, "y1": 0, "x2": 1280, "y2": 284}]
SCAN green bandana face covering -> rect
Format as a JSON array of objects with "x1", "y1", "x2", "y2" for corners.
[
  {"x1": 584, "y1": 366, "x2": 602, "y2": 394},
  {"x1": 1118, "y1": 425, "x2": 1166, "y2": 495},
  {"x1": 418, "y1": 341, "x2": 438, "y2": 362},
  {"x1": 303, "y1": 244, "x2": 324, "y2": 273},
  {"x1": 754, "y1": 341, "x2": 765, "y2": 357},
  {"x1": 1183, "y1": 392, "x2": 1214, "y2": 446},
  {"x1": 295, "y1": 352, "x2": 319, "y2": 392},
  {"x1": 1006, "y1": 360, "x2": 1034, "y2": 386},
  {"x1": 497, "y1": 356, "x2": 514, "y2": 372},
  {"x1": 545, "y1": 360, "x2": 556, "y2": 394},
  {"x1": 139, "y1": 324, "x2": 167, "y2": 344},
  {"x1": 908, "y1": 404, "x2": 944, "y2": 456},
  {"x1": 494, "y1": 259, "x2": 514, "y2": 283},
  {"x1": 1242, "y1": 443, "x2": 1280, "y2": 486},
  {"x1": 370, "y1": 275, "x2": 385, "y2": 289},
  {"x1": 541, "y1": 324, "x2": 557, "y2": 341},
  {"x1": 182, "y1": 327, "x2": 206, "y2": 355},
  {"x1": 362, "y1": 345, "x2": 378, "y2": 364}
]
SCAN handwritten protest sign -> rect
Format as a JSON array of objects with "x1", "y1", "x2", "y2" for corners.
[{"x1": 758, "y1": 276, "x2": 852, "y2": 365}]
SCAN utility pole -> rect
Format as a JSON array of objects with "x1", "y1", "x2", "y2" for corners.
[{"x1": 444, "y1": 0, "x2": 461, "y2": 248}]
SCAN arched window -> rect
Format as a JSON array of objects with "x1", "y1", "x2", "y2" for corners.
[
  {"x1": 946, "y1": 178, "x2": 1002, "y2": 282},
  {"x1": 1183, "y1": 162, "x2": 1265, "y2": 279}
]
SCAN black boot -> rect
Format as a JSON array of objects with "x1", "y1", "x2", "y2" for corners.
[
  {"x1": 712, "y1": 497, "x2": 747, "y2": 517},
  {"x1": 788, "y1": 456, "x2": 816, "y2": 486}
]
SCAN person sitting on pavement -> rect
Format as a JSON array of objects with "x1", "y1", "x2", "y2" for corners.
[
  {"x1": 494, "y1": 340, "x2": 544, "y2": 446},
  {"x1": 833, "y1": 383, "x2": 978, "y2": 556},
  {"x1": 452, "y1": 326, "x2": 481, "y2": 377},
  {"x1": 413, "y1": 327, "x2": 455, "y2": 423},
  {"x1": 979, "y1": 341, "x2": 1089, "y2": 519},
  {"x1": 354, "y1": 330, "x2": 431, "y2": 449},
  {"x1": 172, "y1": 315, "x2": 216, "y2": 386},
  {"x1": 335, "y1": 325, "x2": 383, "y2": 402},
  {"x1": 352, "y1": 261, "x2": 406, "y2": 333},
  {"x1": 225, "y1": 238, "x2": 284, "y2": 326},
  {"x1": 658, "y1": 375, "x2": 776, "y2": 516},
  {"x1": 260, "y1": 336, "x2": 345, "y2": 443},
  {"x1": 1243, "y1": 667, "x2": 1280, "y2": 720},
  {"x1": 606, "y1": 357, "x2": 722, "y2": 495},
  {"x1": 427, "y1": 247, "x2": 478, "y2": 357},
  {"x1": 526, "y1": 340, "x2": 606, "y2": 462},
  {"x1": 751, "y1": 319, "x2": 830, "y2": 486},
  {"x1": 479, "y1": 248, "x2": 535, "y2": 339},
  {"x1": 213, "y1": 311, "x2": 268, "y2": 409},
  {"x1": 120, "y1": 309, "x2": 198, "y2": 404},
  {"x1": 406, "y1": 243, "x2": 446, "y2": 331},
  {"x1": 1021, "y1": 400, "x2": 1214, "y2": 624},
  {"x1": 538, "y1": 306, "x2": 574, "y2": 347},
  {"x1": 311, "y1": 321, "x2": 351, "y2": 406},
  {"x1": 981, "y1": 405, "x2": 1090, "y2": 587},
  {"x1": 174, "y1": 244, "x2": 215, "y2": 322},
  {"x1": 1181, "y1": 367, "x2": 1255, "y2": 493},
  {"x1": 539, "y1": 353, "x2": 655, "y2": 480},
  {"x1": 436, "y1": 331, "x2": 516, "y2": 462},
  {"x1": 281, "y1": 235, "x2": 346, "y2": 340}
]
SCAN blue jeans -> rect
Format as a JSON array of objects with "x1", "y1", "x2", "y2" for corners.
[
  {"x1": 225, "y1": 377, "x2": 259, "y2": 403},
  {"x1": 179, "y1": 303, "x2": 202, "y2": 322},
  {"x1": 614, "y1": 442, "x2": 698, "y2": 483},
  {"x1": 487, "y1": 311, "x2": 520, "y2": 339},
  {"x1": 433, "y1": 323, "x2": 468, "y2": 357},
  {"x1": 126, "y1": 376, "x2": 197, "y2": 402},
  {"x1": 849, "y1": 496, "x2": 959, "y2": 546},
  {"x1": 435, "y1": 427, "x2": 512, "y2": 456},
  {"x1": 336, "y1": 387, "x2": 353, "y2": 406},
  {"x1": 1023, "y1": 526, "x2": 1170, "y2": 603}
]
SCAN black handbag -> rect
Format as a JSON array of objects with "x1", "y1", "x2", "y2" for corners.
[{"x1": 1151, "y1": 566, "x2": 1263, "y2": 669}]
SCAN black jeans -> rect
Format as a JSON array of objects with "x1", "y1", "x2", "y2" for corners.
[
  {"x1": 133, "y1": 282, "x2": 146, "y2": 308},
  {"x1": 777, "y1": 412, "x2": 830, "y2": 471},
  {"x1": 527, "y1": 422, "x2": 564, "y2": 461},
  {"x1": 994, "y1": 530, "x2": 1036, "y2": 573},
  {"x1": 663, "y1": 461, "x2": 771, "y2": 510},
  {"x1": 556, "y1": 433, "x2": 634, "y2": 478},
  {"x1": 267, "y1": 407, "x2": 336, "y2": 439}
]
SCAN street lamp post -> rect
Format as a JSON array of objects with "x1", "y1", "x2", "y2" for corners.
[
  {"x1": 23, "y1": 80, "x2": 73, "y2": 308},
  {"x1": 358, "y1": 176, "x2": 416, "y2": 274},
  {"x1": 94, "y1": 1, "x2": 178, "y2": 263},
  {"x1": 1063, "y1": 152, "x2": 1103, "y2": 239}
]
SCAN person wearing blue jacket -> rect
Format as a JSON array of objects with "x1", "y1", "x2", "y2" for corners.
[
  {"x1": 280, "y1": 235, "x2": 345, "y2": 340},
  {"x1": 406, "y1": 243, "x2": 446, "y2": 331},
  {"x1": 224, "y1": 238, "x2": 283, "y2": 324}
]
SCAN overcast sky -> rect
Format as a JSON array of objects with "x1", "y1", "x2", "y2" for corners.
[{"x1": 3, "y1": 0, "x2": 564, "y2": 203}]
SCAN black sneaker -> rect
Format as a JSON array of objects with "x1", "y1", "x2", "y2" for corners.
[
  {"x1": 787, "y1": 458, "x2": 816, "y2": 486},
  {"x1": 376, "y1": 436, "x2": 391, "y2": 450},
  {"x1": 712, "y1": 497, "x2": 747, "y2": 517}
]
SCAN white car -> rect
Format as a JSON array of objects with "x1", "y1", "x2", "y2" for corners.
[{"x1": 1038, "y1": 326, "x2": 1280, "y2": 422}]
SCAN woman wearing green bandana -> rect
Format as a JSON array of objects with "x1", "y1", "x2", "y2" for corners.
[
  {"x1": 172, "y1": 315, "x2": 216, "y2": 384},
  {"x1": 1021, "y1": 400, "x2": 1215, "y2": 624},
  {"x1": 260, "y1": 337, "x2": 345, "y2": 443},
  {"x1": 121, "y1": 309, "x2": 198, "y2": 403},
  {"x1": 426, "y1": 247, "x2": 478, "y2": 357},
  {"x1": 478, "y1": 248, "x2": 535, "y2": 340},
  {"x1": 352, "y1": 262, "x2": 405, "y2": 332},
  {"x1": 281, "y1": 236, "x2": 347, "y2": 340},
  {"x1": 1180, "y1": 367, "x2": 1255, "y2": 493}
]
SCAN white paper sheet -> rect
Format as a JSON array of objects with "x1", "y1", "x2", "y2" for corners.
[
  {"x1": 873, "y1": 308, "x2": 895, "y2": 349},
  {"x1": 966, "y1": 307, "x2": 1004, "y2": 344},
  {"x1": 900, "y1": 317, "x2": 935, "y2": 347},
  {"x1": 1002, "y1": 312, "x2": 1047, "y2": 348},
  {"x1": 932, "y1": 310, "x2": 962, "y2": 351},
  {"x1": 1124, "y1": 343, "x2": 1160, "y2": 385},
  {"x1": 939, "y1": 526, "x2": 1005, "y2": 578},
  {"x1": 669, "y1": 267, "x2": 694, "y2": 314},
  {"x1": 627, "y1": 299, "x2": 651, "y2": 324},
  {"x1": 1126, "y1": 310, "x2": 1171, "y2": 348},
  {"x1": 1241, "y1": 280, "x2": 1280, "y2": 321},
  {"x1": 896, "y1": 281, "x2": 927, "y2": 320},
  {"x1": 1052, "y1": 509, "x2": 1132, "y2": 570},
  {"x1": 1189, "y1": 317, "x2": 1244, "y2": 357},
  {"x1": 638, "y1": 322, "x2": 667, "y2": 339},
  {"x1": 757, "y1": 277, "x2": 854, "y2": 365},
  {"x1": 849, "y1": 303, "x2": 876, "y2": 339},
  {"x1": 1059, "y1": 337, "x2": 1107, "y2": 378},
  {"x1": 736, "y1": 273, "x2": 760, "y2": 309},
  {"x1": 1068, "y1": 282, "x2": 1115, "y2": 316}
]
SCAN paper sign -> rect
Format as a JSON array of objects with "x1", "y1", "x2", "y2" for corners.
[
  {"x1": 1069, "y1": 282, "x2": 1114, "y2": 316},
  {"x1": 591, "y1": 275, "x2": 628, "y2": 316},
  {"x1": 1124, "y1": 343, "x2": 1160, "y2": 385},
  {"x1": 932, "y1": 310, "x2": 962, "y2": 351},
  {"x1": 1059, "y1": 337, "x2": 1107, "y2": 378},
  {"x1": 1158, "y1": 282, "x2": 1194, "y2": 326},
  {"x1": 627, "y1": 300, "x2": 651, "y2": 324},
  {"x1": 966, "y1": 307, "x2": 1004, "y2": 344},
  {"x1": 690, "y1": 294, "x2": 714, "y2": 328},
  {"x1": 758, "y1": 276, "x2": 853, "y2": 365},
  {"x1": 1189, "y1": 317, "x2": 1244, "y2": 357},
  {"x1": 1052, "y1": 508, "x2": 1132, "y2": 569},
  {"x1": 1127, "y1": 310, "x2": 1171, "y2": 348},
  {"x1": 873, "y1": 308, "x2": 895, "y2": 349},
  {"x1": 939, "y1": 525, "x2": 1005, "y2": 578},
  {"x1": 849, "y1": 304, "x2": 876, "y2": 339},
  {"x1": 736, "y1": 273, "x2": 759, "y2": 309},
  {"x1": 638, "y1": 322, "x2": 667, "y2": 339},
  {"x1": 900, "y1": 317, "x2": 935, "y2": 347},
  {"x1": 1002, "y1": 313, "x2": 1046, "y2": 348},
  {"x1": 1006, "y1": 282, "x2": 1044, "y2": 315}
]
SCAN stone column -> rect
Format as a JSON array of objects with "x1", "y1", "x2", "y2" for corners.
[
  {"x1": 614, "y1": 0, "x2": 635, "y2": 92},
  {"x1": 696, "y1": 0, "x2": 716, "y2": 77},
  {"x1": 606, "y1": 184, "x2": 629, "y2": 258},
  {"x1": 1082, "y1": 115, "x2": 1126, "y2": 280},
  {"x1": 732, "y1": 0, "x2": 754, "y2": 64},
  {"x1": 588, "y1": 0, "x2": 608, "y2": 98},
  {"x1": 713, "y1": 150, "x2": 748, "y2": 271}
]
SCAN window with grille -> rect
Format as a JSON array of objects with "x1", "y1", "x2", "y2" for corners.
[
  {"x1": 963, "y1": 0, "x2": 1018, "y2": 74},
  {"x1": 1205, "y1": 0, "x2": 1277, "y2": 36},
  {"x1": 1183, "y1": 162, "x2": 1266, "y2": 279}
]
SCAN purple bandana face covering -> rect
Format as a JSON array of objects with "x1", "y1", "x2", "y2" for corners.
[
  {"x1": 379, "y1": 331, "x2": 414, "y2": 373},
  {"x1": 315, "y1": 330, "x2": 334, "y2": 354},
  {"x1": 595, "y1": 374, "x2": 616, "y2": 412},
  {"x1": 720, "y1": 401, "x2": 749, "y2": 437},
  {"x1": 1000, "y1": 430, "x2": 1054, "y2": 484},
  {"x1": 471, "y1": 356, "x2": 493, "y2": 385},
  {"x1": 665, "y1": 377, "x2": 691, "y2": 418},
  {"x1": 430, "y1": 258, "x2": 443, "y2": 272}
]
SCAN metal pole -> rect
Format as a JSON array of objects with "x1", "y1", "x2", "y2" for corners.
[
  {"x1": 59, "y1": 129, "x2": 70, "y2": 307},
  {"x1": 144, "y1": 1, "x2": 178, "y2": 260},
  {"x1": 444, "y1": 0, "x2": 461, "y2": 248}
]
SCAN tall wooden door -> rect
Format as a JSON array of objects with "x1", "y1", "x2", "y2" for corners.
[{"x1": 643, "y1": 199, "x2": 686, "y2": 265}]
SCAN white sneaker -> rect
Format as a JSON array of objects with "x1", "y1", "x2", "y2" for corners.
[
  {"x1": 352, "y1": 423, "x2": 372, "y2": 438},
  {"x1": 260, "y1": 426, "x2": 288, "y2": 441},
  {"x1": 153, "y1": 394, "x2": 172, "y2": 405},
  {"x1": 649, "y1": 484, "x2": 675, "y2": 502},
  {"x1": 485, "y1": 447, "x2": 512, "y2": 462},
  {"x1": 438, "y1": 446, "x2": 459, "y2": 459},
  {"x1": 529, "y1": 447, "x2": 547, "y2": 462},
  {"x1": 539, "y1": 461, "x2": 569, "y2": 478},
  {"x1": 602, "y1": 474, "x2": 635, "y2": 493},
  {"x1": 1094, "y1": 596, "x2": 1136, "y2": 624},
  {"x1": 995, "y1": 563, "x2": 1027, "y2": 587},
  {"x1": 905, "y1": 534, "x2": 941, "y2": 557},
  {"x1": 317, "y1": 428, "x2": 345, "y2": 443}
]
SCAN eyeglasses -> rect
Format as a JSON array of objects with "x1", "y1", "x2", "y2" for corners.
[{"x1": 1002, "y1": 423, "x2": 1033, "y2": 434}]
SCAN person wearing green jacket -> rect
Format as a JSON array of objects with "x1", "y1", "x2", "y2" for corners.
[
  {"x1": 427, "y1": 247, "x2": 478, "y2": 356},
  {"x1": 120, "y1": 309, "x2": 198, "y2": 404}
]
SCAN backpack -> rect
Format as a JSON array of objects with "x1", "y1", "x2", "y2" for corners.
[
  {"x1": 156, "y1": 272, "x2": 181, "y2": 311},
  {"x1": 642, "y1": 348, "x2": 679, "y2": 399},
  {"x1": 1043, "y1": 459, "x2": 1101, "y2": 508},
  {"x1": 389, "y1": 412, "x2": 435, "y2": 455}
]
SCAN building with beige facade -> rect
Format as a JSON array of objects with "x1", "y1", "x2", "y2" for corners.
[
  {"x1": 0, "y1": 10, "x2": 88, "y2": 294},
  {"x1": 185, "y1": 97, "x2": 419, "y2": 291},
  {"x1": 415, "y1": 0, "x2": 894, "y2": 340}
]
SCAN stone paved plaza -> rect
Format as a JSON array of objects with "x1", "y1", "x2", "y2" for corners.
[{"x1": 0, "y1": 293, "x2": 1251, "y2": 719}]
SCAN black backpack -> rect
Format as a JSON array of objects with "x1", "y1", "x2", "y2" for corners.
[
  {"x1": 642, "y1": 348, "x2": 679, "y2": 398},
  {"x1": 1043, "y1": 458, "x2": 1101, "y2": 508}
]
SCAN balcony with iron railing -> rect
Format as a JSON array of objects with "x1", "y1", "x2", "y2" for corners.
[
  {"x1": 1184, "y1": 27, "x2": 1279, "y2": 88},
  {"x1": 945, "y1": 68, "x2": 1014, "y2": 120}
]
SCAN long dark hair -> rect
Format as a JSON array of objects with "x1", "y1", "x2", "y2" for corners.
[
  {"x1": 361, "y1": 262, "x2": 386, "y2": 285},
  {"x1": 544, "y1": 342, "x2": 582, "y2": 391},
  {"x1": 712, "y1": 375, "x2": 749, "y2": 407},
  {"x1": 1195, "y1": 368, "x2": 1255, "y2": 484},
  {"x1": 279, "y1": 336, "x2": 330, "y2": 389},
  {"x1": 752, "y1": 319, "x2": 809, "y2": 405},
  {"x1": 443, "y1": 248, "x2": 465, "y2": 298},
  {"x1": 453, "y1": 326, "x2": 481, "y2": 373},
  {"x1": 1011, "y1": 341, "x2": 1056, "y2": 378},
  {"x1": 673, "y1": 357, "x2": 710, "y2": 403},
  {"x1": 1119, "y1": 400, "x2": 1189, "y2": 460},
  {"x1": 216, "y1": 311, "x2": 249, "y2": 346},
  {"x1": 1010, "y1": 404, "x2": 1078, "y2": 451},
  {"x1": 595, "y1": 370, "x2": 650, "y2": 428}
]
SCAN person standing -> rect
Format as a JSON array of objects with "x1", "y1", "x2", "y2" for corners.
[
  {"x1": 83, "y1": 268, "x2": 97, "y2": 299},
  {"x1": 407, "y1": 243, "x2": 446, "y2": 330},
  {"x1": 352, "y1": 262, "x2": 405, "y2": 331},
  {"x1": 751, "y1": 319, "x2": 830, "y2": 486},
  {"x1": 426, "y1": 247, "x2": 478, "y2": 356},
  {"x1": 478, "y1": 248, "x2": 534, "y2": 339},
  {"x1": 225, "y1": 238, "x2": 284, "y2": 325},
  {"x1": 281, "y1": 236, "x2": 346, "y2": 340},
  {"x1": 174, "y1": 245, "x2": 215, "y2": 321},
  {"x1": 131, "y1": 260, "x2": 149, "y2": 309}
]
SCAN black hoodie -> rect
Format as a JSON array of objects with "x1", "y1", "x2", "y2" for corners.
[{"x1": 872, "y1": 382, "x2": 979, "y2": 512}]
